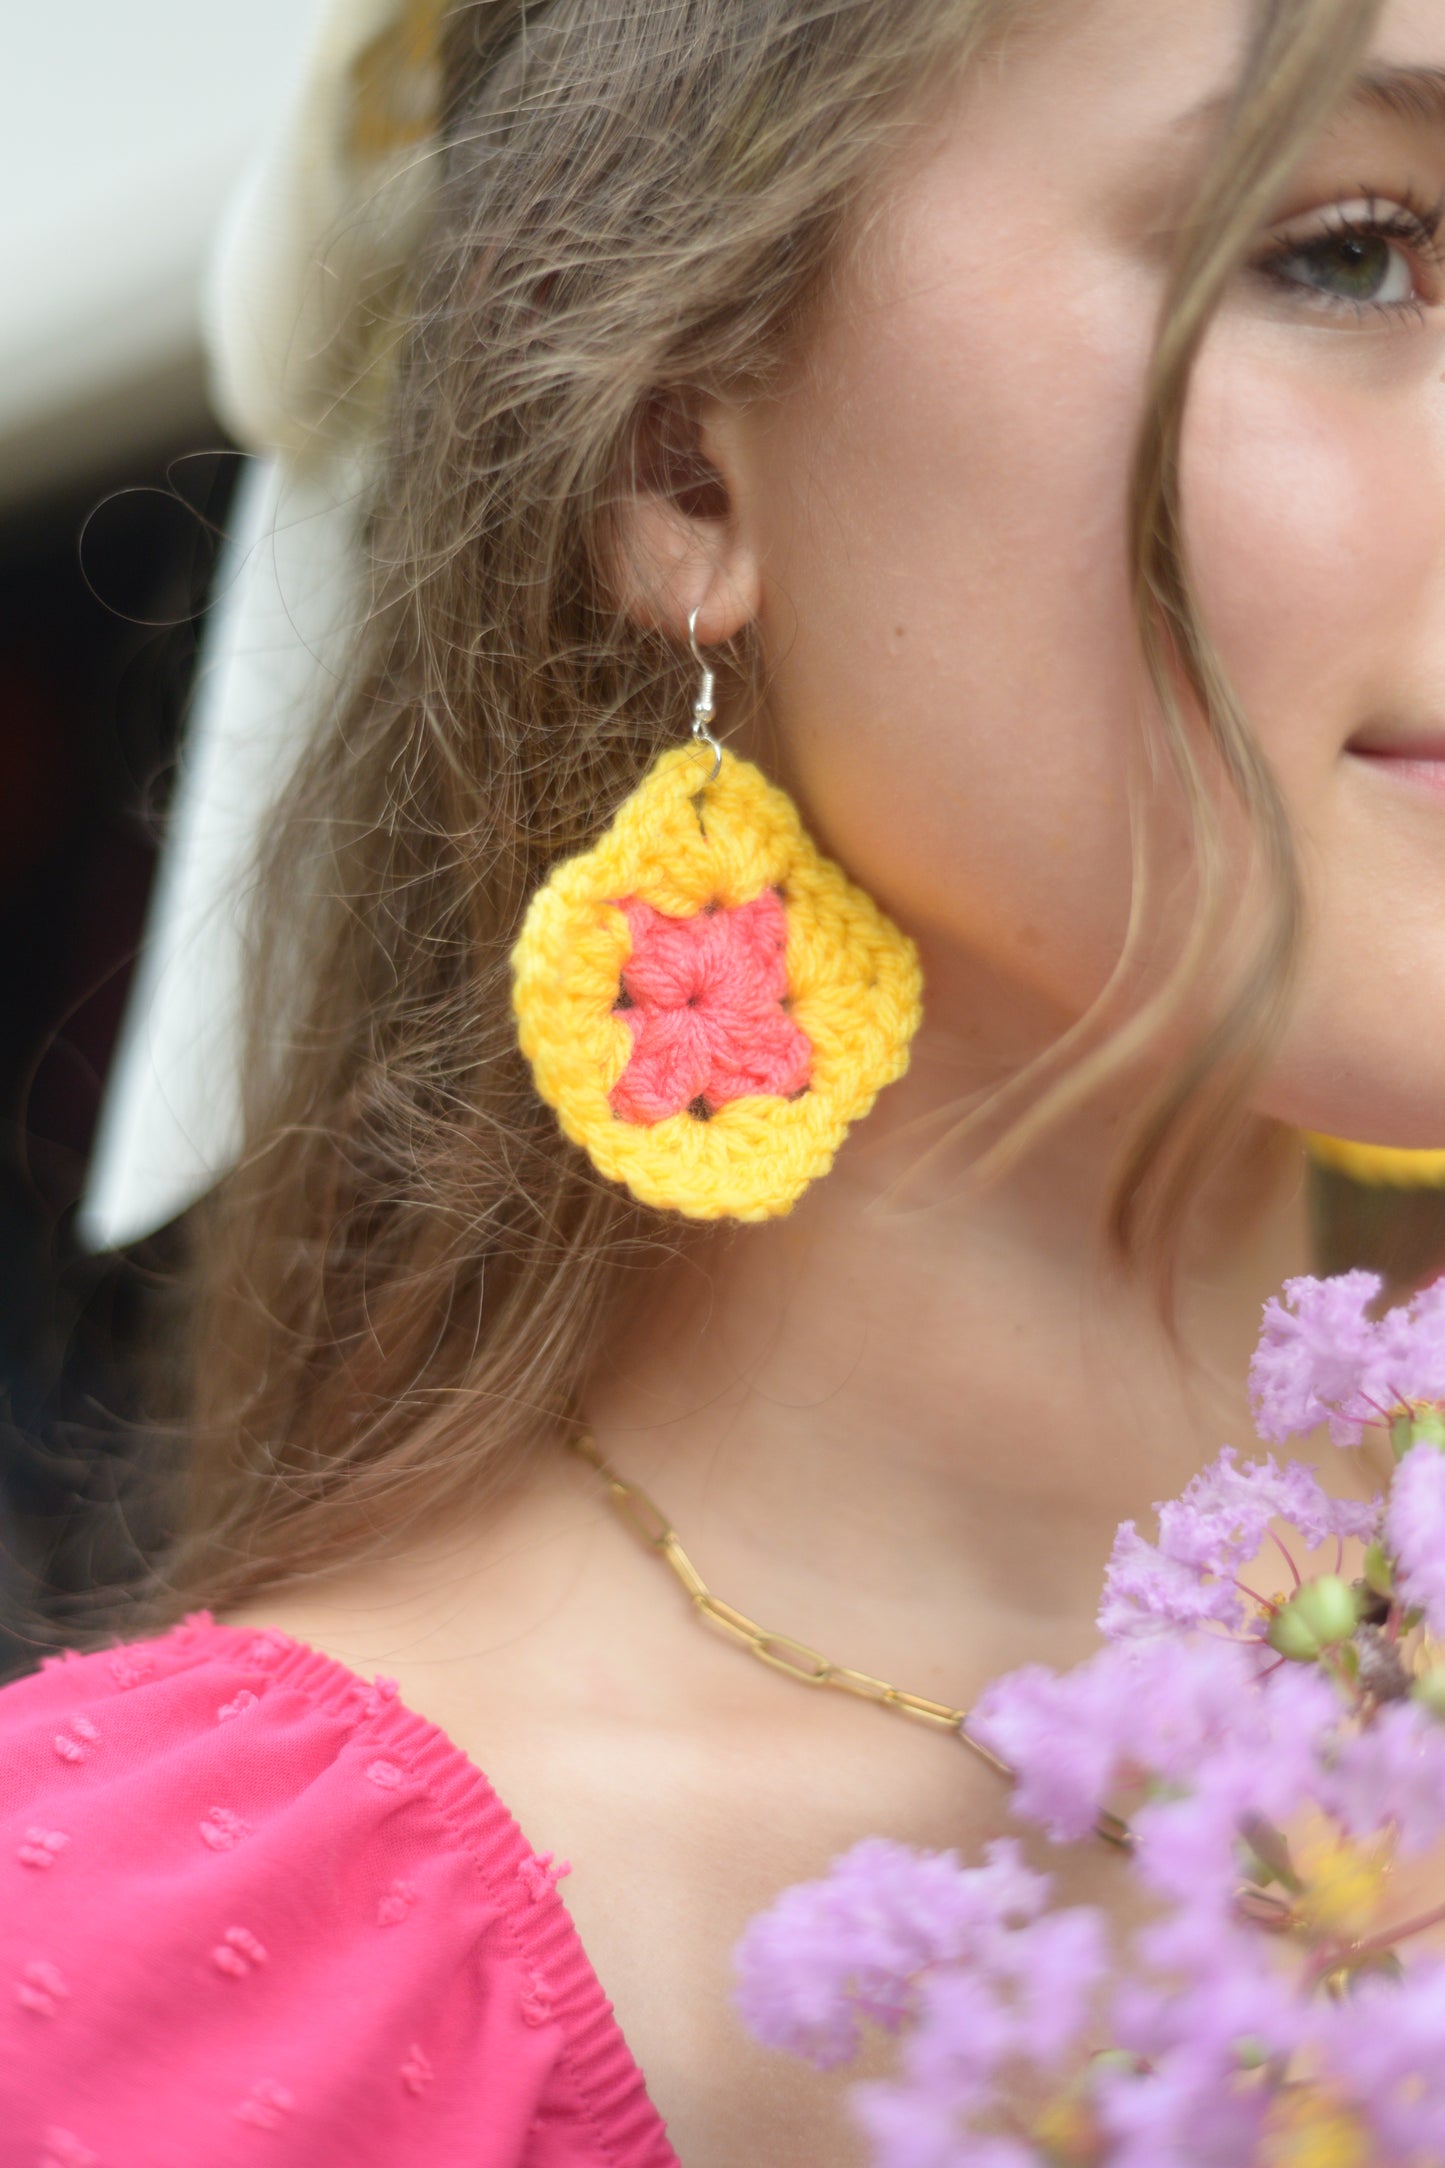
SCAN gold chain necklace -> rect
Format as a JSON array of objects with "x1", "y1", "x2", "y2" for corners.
[{"x1": 570, "y1": 1433, "x2": 1133, "y2": 1852}]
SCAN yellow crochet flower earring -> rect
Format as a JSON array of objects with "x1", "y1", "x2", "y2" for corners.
[{"x1": 511, "y1": 611, "x2": 922, "y2": 1220}]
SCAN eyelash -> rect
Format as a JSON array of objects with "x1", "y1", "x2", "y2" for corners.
[{"x1": 1255, "y1": 178, "x2": 1445, "y2": 323}]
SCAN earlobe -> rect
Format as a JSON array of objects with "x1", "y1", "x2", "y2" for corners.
[{"x1": 611, "y1": 391, "x2": 761, "y2": 645}]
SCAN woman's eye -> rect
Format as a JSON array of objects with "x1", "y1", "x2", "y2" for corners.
[{"x1": 1254, "y1": 192, "x2": 1445, "y2": 321}]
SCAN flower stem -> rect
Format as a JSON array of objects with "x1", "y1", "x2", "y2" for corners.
[
  {"x1": 1268, "y1": 1531, "x2": 1303, "y2": 1590},
  {"x1": 1372, "y1": 1899, "x2": 1445, "y2": 1952},
  {"x1": 1337, "y1": 1900, "x2": 1445, "y2": 1971}
]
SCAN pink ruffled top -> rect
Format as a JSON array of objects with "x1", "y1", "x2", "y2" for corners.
[{"x1": 0, "y1": 1614, "x2": 680, "y2": 2168}]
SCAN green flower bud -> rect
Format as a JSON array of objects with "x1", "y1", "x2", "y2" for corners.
[
  {"x1": 1363, "y1": 1541, "x2": 1396, "y2": 1600},
  {"x1": 1413, "y1": 1667, "x2": 1445, "y2": 1719},
  {"x1": 1346, "y1": 1950, "x2": 1405, "y2": 1992},
  {"x1": 1392, "y1": 1406, "x2": 1445, "y2": 1461},
  {"x1": 1087, "y1": 2051, "x2": 1142, "y2": 2079},
  {"x1": 1237, "y1": 1814, "x2": 1299, "y2": 1892},
  {"x1": 1266, "y1": 1575, "x2": 1359, "y2": 1661},
  {"x1": 1268, "y1": 1606, "x2": 1323, "y2": 1662}
]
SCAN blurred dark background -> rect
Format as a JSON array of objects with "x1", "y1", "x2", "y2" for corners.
[
  {"x1": 0, "y1": 0, "x2": 314, "y2": 1664},
  {"x1": 0, "y1": 447, "x2": 242, "y2": 1663}
]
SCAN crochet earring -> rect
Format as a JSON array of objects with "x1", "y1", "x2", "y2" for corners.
[{"x1": 510, "y1": 610, "x2": 923, "y2": 1220}]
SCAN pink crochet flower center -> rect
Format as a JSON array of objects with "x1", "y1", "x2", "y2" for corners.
[{"x1": 608, "y1": 889, "x2": 812, "y2": 1125}]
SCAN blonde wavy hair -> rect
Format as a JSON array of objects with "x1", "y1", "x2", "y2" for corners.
[{"x1": 162, "y1": 0, "x2": 1383, "y2": 1614}]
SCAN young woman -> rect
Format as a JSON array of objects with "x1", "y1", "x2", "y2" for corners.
[{"x1": 3, "y1": 0, "x2": 1441, "y2": 2160}]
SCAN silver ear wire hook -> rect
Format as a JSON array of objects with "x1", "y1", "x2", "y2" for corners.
[{"x1": 687, "y1": 605, "x2": 724, "y2": 785}]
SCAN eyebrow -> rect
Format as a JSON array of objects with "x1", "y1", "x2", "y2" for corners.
[{"x1": 1180, "y1": 60, "x2": 1445, "y2": 138}]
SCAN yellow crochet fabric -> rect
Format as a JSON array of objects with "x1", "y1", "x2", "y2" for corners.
[
  {"x1": 1303, "y1": 1133, "x2": 1445, "y2": 1188},
  {"x1": 511, "y1": 745, "x2": 923, "y2": 1219}
]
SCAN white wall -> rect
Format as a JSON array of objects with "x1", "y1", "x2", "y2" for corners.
[{"x1": 0, "y1": 0, "x2": 323, "y2": 507}]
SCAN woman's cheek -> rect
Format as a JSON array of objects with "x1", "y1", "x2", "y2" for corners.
[
  {"x1": 767, "y1": 532, "x2": 1143, "y2": 1019},
  {"x1": 1182, "y1": 341, "x2": 1445, "y2": 1142},
  {"x1": 758, "y1": 301, "x2": 1156, "y2": 1016},
  {"x1": 1181, "y1": 348, "x2": 1427, "y2": 789}
]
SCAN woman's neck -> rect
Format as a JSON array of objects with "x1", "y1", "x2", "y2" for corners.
[
  {"x1": 579, "y1": 1017, "x2": 1319, "y2": 1688},
  {"x1": 231, "y1": 1007, "x2": 1324, "y2": 1723}
]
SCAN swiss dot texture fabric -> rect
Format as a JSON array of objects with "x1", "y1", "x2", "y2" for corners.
[{"x1": 0, "y1": 1616, "x2": 678, "y2": 2168}]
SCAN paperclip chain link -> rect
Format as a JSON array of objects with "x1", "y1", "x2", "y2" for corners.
[{"x1": 570, "y1": 1432, "x2": 1134, "y2": 1851}]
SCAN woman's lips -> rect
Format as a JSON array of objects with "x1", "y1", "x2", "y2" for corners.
[{"x1": 1349, "y1": 741, "x2": 1445, "y2": 798}]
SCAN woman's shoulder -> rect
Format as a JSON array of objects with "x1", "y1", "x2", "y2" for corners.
[
  {"x1": 0, "y1": 1614, "x2": 676, "y2": 2168},
  {"x1": 0, "y1": 1608, "x2": 486, "y2": 1863}
]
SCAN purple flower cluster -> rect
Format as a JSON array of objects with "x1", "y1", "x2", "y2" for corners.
[
  {"x1": 732, "y1": 1838, "x2": 1056, "y2": 2071},
  {"x1": 1250, "y1": 1269, "x2": 1445, "y2": 1447},
  {"x1": 735, "y1": 1837, "x2": 1108, "y2": 2168},
  {"x1": 1098, "y1": 1446, "x2": 1379, "y2": 1642},
  {"x1": 734, "y1": 1274, "x2": 1445, "y2": 2165},
  {"x1": 1387, "y1": 1440, "x2": 1445, "y2": 1638}
]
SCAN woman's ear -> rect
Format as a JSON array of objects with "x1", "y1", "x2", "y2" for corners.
[{"x1": 611, "y1": 390, "x2": 761, "y2": 646}]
